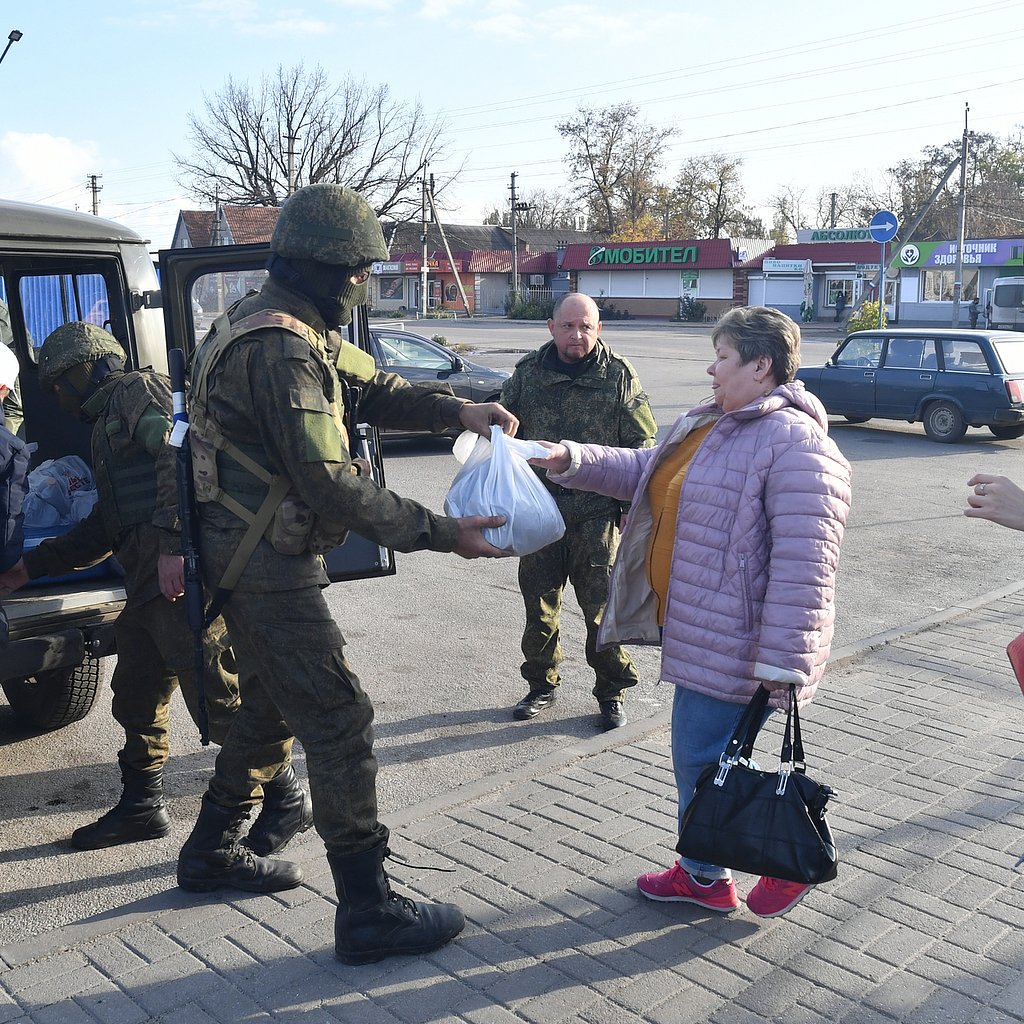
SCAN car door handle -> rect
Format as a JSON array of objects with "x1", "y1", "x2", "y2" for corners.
[
  {"x1": 919, "y1": 374, "x2": 933, "y2": 380},
  {"x1": 863, "y1": 371, "x2": 875, "y2": 378}
]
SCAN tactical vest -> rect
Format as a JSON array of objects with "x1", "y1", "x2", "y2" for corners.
[
  {"x1": 188, "y1": 309, "x2": 375, "y2": 591},
  {"x1": 88, "y1": 373, "x2": 161, "y2": 540}
]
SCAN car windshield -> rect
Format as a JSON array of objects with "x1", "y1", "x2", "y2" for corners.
[{"x1": 992, "y1": 341, "x2": 1024, "y2": 374}]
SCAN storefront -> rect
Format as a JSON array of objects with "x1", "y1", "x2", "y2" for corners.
[
  {"x1": 371, "y1": 255, "x2": 472, "y2": 315},
  {"x1": 889, "y1": 238, "x2": 1024, "y2": 322},
  {"x1": 560, "y1": 239, "x2": 737, "y2": 318}
]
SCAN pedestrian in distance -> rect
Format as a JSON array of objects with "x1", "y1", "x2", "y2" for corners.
[
  {"x1": 529, "y1": 306, "x2": 851, "y2": 918},
  {"x1": 0, "y1": 324, "x2": 313, "y2": 854},
  {"x1": 499, "y1": 291, "x2": 656, "y2": 732},
  {"x1": 0, "y1": 343, "x2": 28, "y2": 649},
  {"x1": 833, "y1": 291, "x2": 847, "y2": 323},
  {"x1": 174, "y1": 182, "x2": 518, "y2": 966},
  {"x1": 968, "y1": 297, "x2": 980, "y2": 329}
]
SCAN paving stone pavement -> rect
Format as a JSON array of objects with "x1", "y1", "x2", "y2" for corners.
[{"x1": 2, "y1": 586, "x2": 1024, "y2": 1024}]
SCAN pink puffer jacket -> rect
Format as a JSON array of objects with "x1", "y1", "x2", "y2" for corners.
[{"x1": 550, "y1": 381, "x2": 852, "y2": 708}]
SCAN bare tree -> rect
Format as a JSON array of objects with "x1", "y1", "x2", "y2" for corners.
[
  {"x1": 556, "y1": 103, "x2": 674, "y2": 235},
  {"x1": 670, "y1": 154, "x2": 756, "y2": 238},
  {"x1": 174, "y1": 64, "x2": 453, "y2": 224}
]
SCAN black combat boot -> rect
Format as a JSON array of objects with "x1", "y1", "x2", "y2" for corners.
[
  {"x1": 328, "y1": 842, "x2": 465, "y2": 965},
  {"x1": 243, "y1": 764, "x2": 314, "y2": 857},
  {"x1": 177, "y1": 794, "x2": 303, "y2": 893},
  {"x1": 69, "y1": 763, "x2": 171, "y2": 850}
]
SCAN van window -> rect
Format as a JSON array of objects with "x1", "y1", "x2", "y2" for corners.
[
  {"x1": 993, "y1": 282, "x2": 1024, "y2": 308},
  {"x1": 18, "y1": 272, "x2": 111, "y2": 357}
]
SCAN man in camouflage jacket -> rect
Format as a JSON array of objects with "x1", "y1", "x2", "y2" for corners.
[{"x1": 500, "y1": 292, "x2": 657, "y2": 731}]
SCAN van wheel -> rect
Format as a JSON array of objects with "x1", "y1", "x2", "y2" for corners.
[
  {"x1": 1, "y1": 660, "x2": 102, "y2": 731},
  {"x1": 989, "y1": 425, "x2": 1024, "y2": 440},
  {"x1": 923, "y1": 401, "x2": 967, "y2": 443}
]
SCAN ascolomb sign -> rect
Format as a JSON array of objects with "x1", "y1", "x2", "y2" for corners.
[{"x1": 588, "y1": 244, "x2": 698, "y2": 266}]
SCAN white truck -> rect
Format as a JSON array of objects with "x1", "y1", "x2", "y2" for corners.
[{"x1": 0, "y1": 199, "x2": 389, "y2": 731}]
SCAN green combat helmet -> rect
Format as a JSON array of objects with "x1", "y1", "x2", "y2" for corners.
[
  {"x1": 270, "y1": 183, "x2": 388, "y2": 267},
  {"x1": 38, "y1": 321, "x2": 125, "y2": 388}
]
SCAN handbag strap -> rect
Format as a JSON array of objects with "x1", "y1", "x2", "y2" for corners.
[
  {"x1": 779, "y1": 684, "x2": 807, "y2": 772},
  {"x1": 722, "y1": 685, "x2": 771, "y2": 764}
]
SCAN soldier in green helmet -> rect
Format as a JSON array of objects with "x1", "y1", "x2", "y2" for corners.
[
  {"x1": 175, "y1": 182, "x2": 518, "y2": 966},
  {"x1": 0, "y1": 321, "x2": 313, "y2": 855}
]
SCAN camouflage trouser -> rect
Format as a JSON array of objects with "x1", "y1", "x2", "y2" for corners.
[
  {"x1": 112, "y1": 597, "x2": 241, "y2": 771},
  {"x1": 518, "y1": 515, "x2": 639, "y2": 703},
  {"x1": 208, "y1": 583, "x2": 388, "y2": 855}
]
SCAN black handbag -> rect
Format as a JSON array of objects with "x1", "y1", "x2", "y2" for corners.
[{"x1": 675, "y1": 685, "x2": 838, "y2": 885}]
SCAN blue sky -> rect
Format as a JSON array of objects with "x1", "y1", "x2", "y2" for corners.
[{"x1": 2, "y1": 0, "x2": 1022, "y2": 248}]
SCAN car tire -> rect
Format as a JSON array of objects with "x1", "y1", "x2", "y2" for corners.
[
  {"x1": 988, "y1": 425, "x2": 1024, "y2": 440},
  {"x1": 923, "y1": 401, "x2": 967, "y2": 443},
  {"x1": 1, "y1": 660, "x2": 102, "y2": 731},
  {"x1": 844, "y1": 416, "x2": 871, "y2": 424}
]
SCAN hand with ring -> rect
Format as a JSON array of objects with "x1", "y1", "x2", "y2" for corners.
[{"x1": 965, "y1": 473, "x2": 1024, "y2": 532}]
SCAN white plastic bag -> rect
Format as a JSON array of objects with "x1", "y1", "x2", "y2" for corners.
[
  {"x1": 444, "y1": 426, "x2": 566, "y2": 556},
  {"x1": 22, "y1": 455, "x2": 98, "y2": 529}
]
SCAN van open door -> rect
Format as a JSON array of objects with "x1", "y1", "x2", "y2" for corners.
[{"x1": 157, "y1": 243, "x2": 395, "y2": 583}]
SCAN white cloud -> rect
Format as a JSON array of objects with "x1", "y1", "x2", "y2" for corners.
[
  {"x1": 419, "y1": 0, "x2": 475, "y2": 21},
  {"x1": 0, "y1": 132, "x2": 102, "y2": 208}
]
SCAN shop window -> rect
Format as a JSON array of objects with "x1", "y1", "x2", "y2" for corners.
[
  {"x1": 826, "y1": 278, "x2": 853, "y2": 307},
  {"x1": 921, "y1": 268, "x2": 978, "y2": 302}
]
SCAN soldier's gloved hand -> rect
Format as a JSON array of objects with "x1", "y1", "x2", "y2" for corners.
[
  {"x1": 452, "y1": 515, "x2": 512, "y2": 559},
  {"x1": 459, "y1": 402, "x2": 519, "y2": 438},
  {"x1": 0, "y1": 558, "x2": 29, "y2": 597},
  {"x1": 158, "y1": 553, "x2": 185, "y2": 602}
]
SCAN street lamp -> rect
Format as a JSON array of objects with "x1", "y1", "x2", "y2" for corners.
[{"x1": 0, "y1": 29, "x2": 23, "y2": 67}]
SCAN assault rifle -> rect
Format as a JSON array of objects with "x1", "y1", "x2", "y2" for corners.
[{"x1": 168, "y1": 346, "x2": 209, "y2": 745}]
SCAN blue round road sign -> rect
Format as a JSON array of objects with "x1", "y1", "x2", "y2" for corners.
[{"x1": 869, "y1": 210, "x2": 899, "y2": 243}]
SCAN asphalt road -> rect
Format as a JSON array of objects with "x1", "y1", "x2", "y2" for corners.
[{"x1": 3, "y1": 315, "x2": 1024, "y2": 943}]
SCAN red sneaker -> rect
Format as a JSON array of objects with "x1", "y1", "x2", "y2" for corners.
[
  {"x1": 636, "y1": 863, "x2": 739, "y2": 913},
  {"x1": 746, "y1": 876, "x2": 813, "y2": 918}
]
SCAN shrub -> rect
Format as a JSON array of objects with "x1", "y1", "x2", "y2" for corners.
[
  {"x1": 594, "y1": 295, "x2": 632, "y2": 320},
  {"x1": 679, "y1": 296, "x2": 707, "y2": 322},
  {"x1": 505, "y1": 296, "x2": 554, "y2": 320},
  {"x1": 846, "y1": 300, "x2": 882, "y2": 332},
  {"x1": 431, "y1": 334, "x2": 448, "y2": 346}
]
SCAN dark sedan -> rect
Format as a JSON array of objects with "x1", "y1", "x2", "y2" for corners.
[
  {"x1": 368, "y1": 325, "x2": 510, "y2": 437},
  {"x1": 796, "y1": 328, "x2": 1024, "y2": 443}
]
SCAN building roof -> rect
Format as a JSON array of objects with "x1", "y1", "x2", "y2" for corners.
[
  {"x1": 561, "y1": 238, "x2": 737, "y2": 271},
  {"x1": 176, "y1": 210, "x2": 216, "y2": 247},
  {"x1": 741, "y1": 242, "x2": 885, "y2": 269},
  {"x1": 221, "y1": 205, "x2": 280, "y2": 245}
]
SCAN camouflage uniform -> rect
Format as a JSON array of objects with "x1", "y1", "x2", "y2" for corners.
[
  {"x1": 500, "y1": 338, "x2": 656, "y2": 702},
  {"x1": 22, "y1": 368, "x2": 240, "y2": 767},
  {"x1": 197, "y1": 276, "x2": 472, "y2": 854}
]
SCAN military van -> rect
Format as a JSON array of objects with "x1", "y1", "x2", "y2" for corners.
[{"x1": 0, "y1": 198, "x2": 389, "y2": 731}]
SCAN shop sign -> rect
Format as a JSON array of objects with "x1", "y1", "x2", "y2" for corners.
[
  {"x1": 892, "y1": 239, "x2": 1024, "y2": 269},
  {"x1": 372, "y1": 262, "x2": 403, "y2": 274},
  {"x1": 588, "y1": 244, "x2": 698, "y2": 266},
  {"x1": 400, "y1": 257, "x2": 456, "y2": 273},
  {"x1": 763, "y1": 259, "x2": 808, "y2": 273},
  {"x1": 798, "y1": 228, "x2": 872, "y2": 242}
]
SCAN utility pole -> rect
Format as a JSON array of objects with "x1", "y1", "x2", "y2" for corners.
[
  {"x1": 426, "y1": 174, "x2": 472, "y2": 317},
  {"x1": 285, "y1": 132, "x2": 299, "y2": 196},
  {"x1": 951, "y1": 103, "x2": 970, "y2": 327},
  {"x1": 829, "y1": 192, "x2": 838, "y2": 229},
  {"x1": 86, "y1": 174, "x2": 102, "y2": 216},
  {"x1": 508, "y1": 172, "x2": 531, "y2": 302},
  {"x1": 420, "y1": 165, "x2": 429, "y2": 319}
]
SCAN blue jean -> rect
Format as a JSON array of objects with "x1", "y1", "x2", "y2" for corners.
[{"x1": 671, "y1": 685, "x2": 773, "y2": 881}]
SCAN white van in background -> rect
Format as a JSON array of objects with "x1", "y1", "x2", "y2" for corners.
[{"x1": 989, "y1": 277, "x2": 1024, "y2": 331}]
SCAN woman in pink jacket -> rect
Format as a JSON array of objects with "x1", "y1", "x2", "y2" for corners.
[{"x1": 531, "y1": 306, "x2": 851, "y2": 918}]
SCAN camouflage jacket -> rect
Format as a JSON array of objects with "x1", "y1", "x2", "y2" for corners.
[
  {"x1": 23, "y1": 370, "x2": 179, "y2": 608},
  {"x1": 500, "y1": 338, "x2": 656, "y2": 525},
  {"x1": 196, "y1": 279, "x2": 471, "y2": 592}
]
